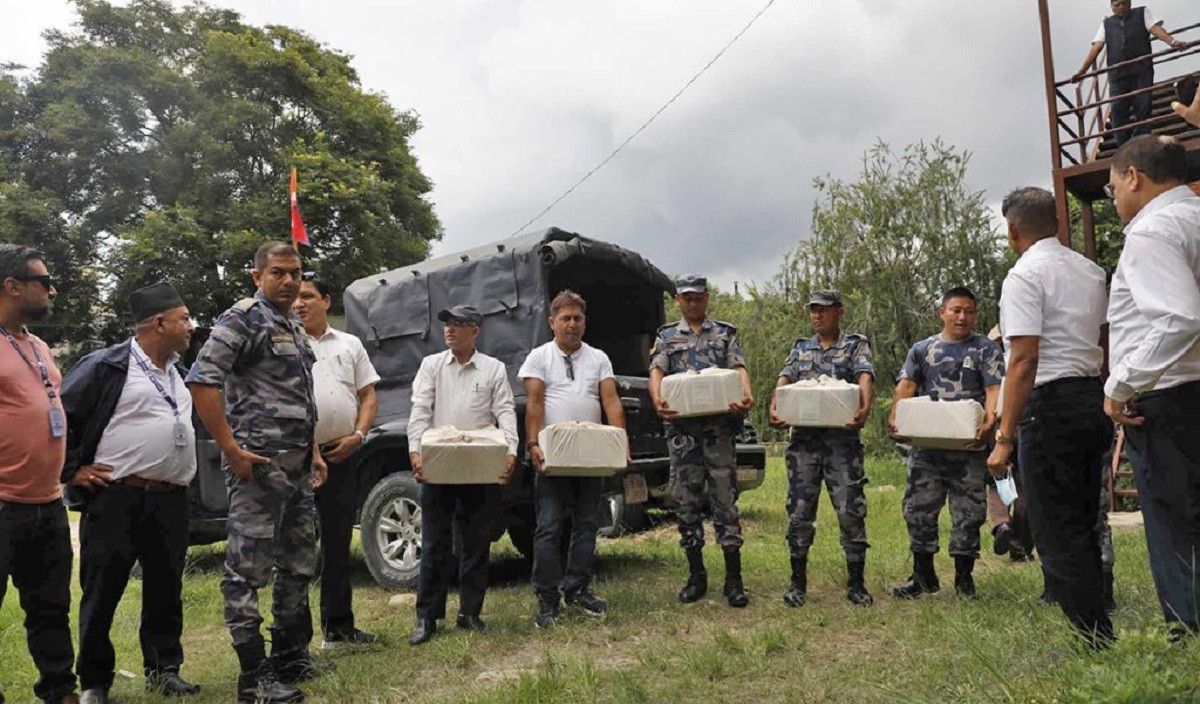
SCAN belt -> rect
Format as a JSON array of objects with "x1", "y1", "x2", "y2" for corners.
[
  {"x1": 114, "y1": 475, "x2": 187, "y2": 493},
  {"x1": 1028, "y1": 376, "x2": 1101, "y2": 401}
]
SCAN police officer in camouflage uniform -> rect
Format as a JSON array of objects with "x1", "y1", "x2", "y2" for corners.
[
  {"x1": 187, "y1": 241, "x2": 330, "y2": 704},
  {"x1": 889, "y1": 286, "x2": 1003, "y2": 600},
  {"x1": 649, "y1": 275, "x2": 754, "y2": 608},
  {"x1": 769, "y1": 291, "x2": 875, "y2": 608}
]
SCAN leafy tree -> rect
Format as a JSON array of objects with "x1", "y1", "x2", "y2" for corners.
[
  {"x1": 0, "y1": 0, "x2": 440, "y2": 351},
  {"x1": 1068, "y1": 193, "x2": 1123, "y2": 283}
]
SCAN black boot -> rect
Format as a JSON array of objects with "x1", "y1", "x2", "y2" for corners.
[
  {"x1": 893, "y1": 552, "x2": 939, "y2": 599},
  {"x1": 783, "y1": 557, "x2": 807, "y2": 607},
  {"x1": 269, "y1": 626, "x2": 335, "y2": 685},
  {"x1": 1102, "y1": 569, "x2": 1115, "y2": 614},
  {"x1": 846, "y1": 559, "x2": 873, "y2": 606},
  {"x1": 678, "y1": 548, "x2": 708, "y2": 604},
  {"x1": 722, "y1": 548, "x2": 749, "y2": 608},
  {"x1": 954, "y1": 556, "x2": 976, "y2": 598},
  {"x1": 235, "y1": 641, "x2": 303, "y2": 704}
]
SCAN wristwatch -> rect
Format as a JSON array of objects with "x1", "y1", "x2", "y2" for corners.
[
  {"x1": 525, "y1": 440, "x2": 539, "y2": 450},
  {"x1": 994, "y1": 433, "x2": 1015, "y2": 445},
  {"x1": 353, "y1": 430, "x2": 366, "y2": 443}
]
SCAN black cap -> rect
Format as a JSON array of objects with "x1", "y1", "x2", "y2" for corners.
[
  {"x1": 129, "y1": 282, "x2": 185, "y2": 322},
  {"x1": 675, "y1": 274, "x2": 708, "y2": 294},
  {"x1": 437, "y1": 305, "x2": 483, "y2": 326},
  {"x1": 806, "y1": 290, "x2": 843, "y2": 308}
]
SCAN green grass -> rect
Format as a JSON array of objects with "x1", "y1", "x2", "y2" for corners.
[{"x1": 3, "y1": 458, "x2": 1198, "y2": 703}]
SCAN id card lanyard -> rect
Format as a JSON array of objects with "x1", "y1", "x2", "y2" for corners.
[
  {"x1": 0, "y1": 325, "x2": 65, "y2": 438},
  {"x1": 132, "y1": 350, "x2": 189, "y2": 449}
]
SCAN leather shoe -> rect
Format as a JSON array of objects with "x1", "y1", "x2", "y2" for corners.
[
  {"x1": 408, "y1": 618, "x2": 437, "y2": 646},
  {"x1": 80, "y1": 689, "x2": 108, "y2": 704},
  {"x1": 147, "y1": 670, "x2": 201, "y2": 696},
  {"x1": 456, "y1": 614, "x2": 488, "y2": 632},
  {"x1": 992, "y1": 524, "x2": 1013, "y2": 556}
]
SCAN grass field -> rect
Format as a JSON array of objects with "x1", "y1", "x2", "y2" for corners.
[{"x1": 3, "y1": 457, "x2": 1198, "y2": 704}]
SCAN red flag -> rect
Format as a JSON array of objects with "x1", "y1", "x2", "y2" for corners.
[{"x1": 290, "y1": 167, "x2": 309, "y2": 248}]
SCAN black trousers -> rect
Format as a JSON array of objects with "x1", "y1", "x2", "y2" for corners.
[
  {"x1": 77, "y1": 482, "x2": 189, "y2": 690},
  {"x1": 0, "y1": 499, "x2": 77, "y2": 703},
  {"x1": 1124, "y1": 380, "x2": 1200, "y2": 631},
  {"x1": 415, "y1": 483, "x2": 497, "y2": 621},
  {"x1": 532, "y1": 475, "x2": 604, "y2": 602},
  {"x1": 1109, "y1": 69, "x2": 1154, "y2": 146},
  {"x1": 315, "y1": 453, "x2": 359, "y2": 636},
  {"x1": 1018, "y1": 377, "x2": 1113, "y2": 645}
]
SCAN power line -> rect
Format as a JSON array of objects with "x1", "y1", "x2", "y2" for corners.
[{"x1": 507, "y1": 0, "x2": 779, "y2": 238}]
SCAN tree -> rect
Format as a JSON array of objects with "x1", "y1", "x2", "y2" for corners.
[
  {"x1": 0, "y1": 0, "x2": 440, "y2": 350},
  {"x1": 1068, "y1": 193, "x2": 1123, "y2": 283}
]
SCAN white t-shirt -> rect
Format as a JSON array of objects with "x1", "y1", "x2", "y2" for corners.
[
  {"x1": 1093, "y1": 7, "x2": 1159, "y2": 43},
  {"x1": 999, "y1": 238, "x2": 1107, "y2": 387},
  {"x1": 308, "y1": 326, "x2": 381, "y2": 445},
  {"x1": 518, "y1": 341, "x2": 614, "y2": 427}
]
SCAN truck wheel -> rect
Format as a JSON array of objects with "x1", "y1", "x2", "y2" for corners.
[
  {"x1": 360, "y1": 472, "x2": 422, "y2": 589},
  {"x1": 599, "y1": 494, "x2": 648, "y2": 537}
]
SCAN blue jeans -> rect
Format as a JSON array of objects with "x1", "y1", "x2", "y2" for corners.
[
  {"x1": 1124, "y1": 380, "x2": 1200, "y2": 631},
  {"x1": 532, "y1": 475, "x2": 604, "y2": 602}
]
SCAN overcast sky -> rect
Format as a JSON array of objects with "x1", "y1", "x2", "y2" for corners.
[{"x1": 5, "y1": 0, "x2": 1200, "y2": 291}]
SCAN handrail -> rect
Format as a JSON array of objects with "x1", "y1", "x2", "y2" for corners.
[
  {"x1": 1059, "y1": 111, "x2": 1196, "y2": 148},
  {"x1": 1054, "y1": 22, "x2": 1200, "y2": 87},
  {"x1": 1059, "y1": 64, "x2": 1198, "y2": 118}
]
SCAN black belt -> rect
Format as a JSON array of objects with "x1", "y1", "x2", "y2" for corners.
[
  {"x1": 114, "y1": 475, "x2": 187, "y2": 493},
  {"x1": 1028, "y1": 376, "x2": 1101, "y2": 401}
]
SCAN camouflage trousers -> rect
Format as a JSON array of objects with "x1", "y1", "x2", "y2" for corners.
[
  {"x1": 222, "y1": 448, "x2": 318, "y2": 648},
  {"x1": 903, "y1": 448, "x2": 987, "y2": 558},
  {"x1": 668, "y1": 417, "x2": 743, "y2": 551},
  {"x1": 784, "y1": 428, "x2": 869, "y2": 561}
]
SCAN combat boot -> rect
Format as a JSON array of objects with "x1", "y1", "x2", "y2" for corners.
[
  {"x1": 269, "y1": 626, "x2": 335, "y2": 685},
  {"x1": 846, "y1": 559, "x2": 873, "y2": 606},
  {"x1": 722, "y1": 548, "x2": 749, "y2": 608},
  {"x1": 782, "y1": 557, "x2": 807, "y2": 607},
  {"x1": 954, "y1": 556, "x2": 976, "y2": 598},
  {"x1": 234, "y1": 642, "x2": 302, "y2": 704},
  {"x1": 678, "y1": 547, "x2": 708, "y2": 604},
  {"x1": 892, "y1": 552, "x2": 940, "y2": 599}
]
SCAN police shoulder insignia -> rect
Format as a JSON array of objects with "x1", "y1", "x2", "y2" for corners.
[
  {"x1": 232, "y1": 298, "x2": 256, "y2": 312},
  {"x1": 713, "y1": 320, "x2": 738, "y2": 333},
  {"x1": 846, "y1": 333, "x2": 869, "y2": 343}
]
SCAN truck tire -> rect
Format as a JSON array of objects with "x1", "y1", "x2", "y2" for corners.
[
  {"x1": 360, "y1": 472, "x2": 423, "y2": 589},
  {"x1": 599, "y1": 494, "x2": 648, "y2": 537}
]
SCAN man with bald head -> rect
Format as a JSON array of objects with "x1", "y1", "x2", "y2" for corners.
[{"x1": 61, "y1": 282, "x2": 201, "y2": 701}]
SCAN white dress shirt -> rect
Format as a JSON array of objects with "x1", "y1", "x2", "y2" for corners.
[
  {"x1": 1106, "y1": 186, "x2": 1200, "y2": 402},
  {"x1": 518, "y1": 341, "x2": 614, "y2": 427},
  {"x1": 406, "y1": 349, "x2": 519, "y2": 454},
  {"x1": 1000, "y1": 238, "x2": 1107, "y2": 387},
  {"x1": 307, "y1": 325, "x2": 380, "y2": 445},
  {"x1": 93, "y1": 339, "x2": 197, "y2": 485}
]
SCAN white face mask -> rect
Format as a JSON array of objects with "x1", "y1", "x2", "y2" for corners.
[{"x1": 995, "y1": 474, "x2": 1019, "y2": 507}]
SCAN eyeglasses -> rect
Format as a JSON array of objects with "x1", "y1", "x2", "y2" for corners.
[
  {"x1": 563, "y1": 355, "x2": 575, "y2": 381},
  {"x1": 15, "y1": 274, "x2": 54, "y2": 290},
  {"x1": 1102, "y1": 182, "x2": 1115, "y2": 199}
]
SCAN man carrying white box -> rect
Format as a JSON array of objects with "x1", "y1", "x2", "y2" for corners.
[
  {"x1": 519, "y1": 290, "x2": 628, "y2": 629},
  {"x1": 649, "y1": 275, "x2": 755, "y2": 608},
  {"x1": 889, "y1": 287, "x2": 1004, "y2": 600},
  {"x1": 769, "y1": 290, "x2": 875, "y2": 608},
  {"x1": 406, "y1": 305, "x2": 518, "y2": 646}
]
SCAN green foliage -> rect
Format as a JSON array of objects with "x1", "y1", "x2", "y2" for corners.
[
  {"x1": 0, "y1": 0, "x2": 440, "y2": 351},
  {"x1": 1068, "y1": 193, "x2": 1123, "y2": 283}
]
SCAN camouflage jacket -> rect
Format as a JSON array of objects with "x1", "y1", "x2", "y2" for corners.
[
  {"x1": 778, "y1": 331, "x2": 873, "y2": 384},
  {"x1": 185, "y1": 292, "x2": 317, "y2": 453},
  {"x1": 650, "y1": 318, "x2": 746, "y2": 375},
  {"x1": 898, "y1": 333, "x2": 1004, "y2": 405}
]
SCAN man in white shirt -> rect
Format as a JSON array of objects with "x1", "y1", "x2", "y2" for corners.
[
  {"x1": 1104, "y1": 135, "x2": 1200, "y2": 639},
  {"x1": 294, "y1": 274, "x2": 380, "y2": 650},
  {"x1": 519, "y1": 290, "x2": 627, "y2": 629},
  {"x1": 987, "y1": 188, "x2": 1114, "y2": 649},
  {"x1": 60, "y1": 282, "x2": 201, "y2": 701},
  {"x1": 406, "y1": 305, "x2": 518, "y2": 645}
]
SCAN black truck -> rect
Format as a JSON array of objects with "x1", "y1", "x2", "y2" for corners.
[{"x1": 187, "y1": 228, "x2": 767, "y2": 589}]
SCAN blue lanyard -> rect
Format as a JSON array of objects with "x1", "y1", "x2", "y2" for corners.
[
  {"x1": 0, "y1": 325, "x2": 57, "y2": 402},
  {"x1": 132, "y1": 348, "x2": 180, "y2": 418}
]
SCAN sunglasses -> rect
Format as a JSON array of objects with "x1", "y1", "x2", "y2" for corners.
[
  {"x1": 15, "y1": 274, "x2": 54, "y2": 290},
  {"x1": 563, "y1": 355, "x2": 575, "y2": 381}
]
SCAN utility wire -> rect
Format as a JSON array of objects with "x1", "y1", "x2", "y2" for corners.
[{"x1": 507, "y1": 0, "x2": 779, "y2": 237}]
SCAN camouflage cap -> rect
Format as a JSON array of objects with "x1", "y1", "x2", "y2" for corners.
[
  {"x1": 437, "y1": 305, "x2": 483, "y2": 326},
  {"x1": 806, "y1": 290, "x2": 843, "y2": 308},
  {"x1": 675, "y1": 274, "x2": 708, "y2": 294}
]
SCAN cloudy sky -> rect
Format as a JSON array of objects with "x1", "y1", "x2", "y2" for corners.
[{"x1": 5, "y1": 0, "x2": 1200, "y2": 290}]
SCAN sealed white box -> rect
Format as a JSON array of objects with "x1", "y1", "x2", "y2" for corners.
[
  {"x1": 539, "y1": 421, "x2": 628, "y2": 477},
  {"x1": 661, "y1": 368, "x2": 742, "y2": 418},
  {"x1": 776, "y1": 376, "x2": 860, "y2": 428},
  {"x1": 894, "y1": 397, "x2": 985, "y2": 450},
  {"x1": 420, "y1": 426, "x2": 508, "y2": 484}
]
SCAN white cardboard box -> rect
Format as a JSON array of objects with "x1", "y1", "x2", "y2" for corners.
[
  {"x1": 894, "y1": 397, "x2": 985, "y2": 450},
  {"x1": 420, "y1": 426, "x2": 508, "y2": 484},
  {"x1": 660, "y1": 368, "x2": 742, "y2": 418},
  {"x1": 539, "y1": 421, "x2": 628, "y2": 477},
  {"x1": 776, "y1": 377, "x2": 860, "y2": 428}
]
